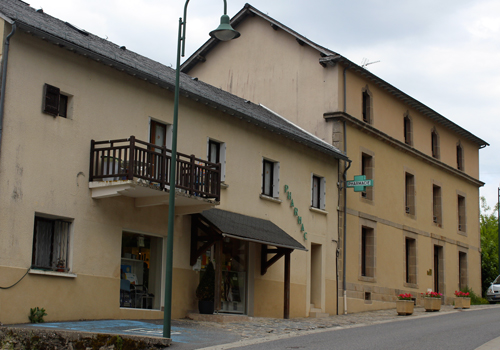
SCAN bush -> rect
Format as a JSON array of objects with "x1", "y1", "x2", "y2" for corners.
[
  {"x1": 460, "y1": 286, "x2": 488, "y2": 305},
  {"x1": 29, "y1": 307, "x2": 47, "y2": 323}
]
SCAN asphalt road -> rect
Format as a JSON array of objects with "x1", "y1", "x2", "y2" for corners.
[{"x1": 229, "y1": 308, "x2": 500, "y2": 350}]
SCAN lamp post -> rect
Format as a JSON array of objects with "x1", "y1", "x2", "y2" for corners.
[
  {"x1": 498, "y1": 187, "x2": 499, "y2": 274},
  {"x1": 163, "y1": 0, "x2": 239, "y2": 339}
]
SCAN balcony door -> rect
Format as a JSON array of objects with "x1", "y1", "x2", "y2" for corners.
[{"x1": 149, "y1": 120, "x2": 172, "y2": 183}]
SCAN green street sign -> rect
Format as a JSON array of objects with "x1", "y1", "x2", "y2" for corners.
[{"x1": 346, "y1": 175, "x2": 374, "y2": 192}]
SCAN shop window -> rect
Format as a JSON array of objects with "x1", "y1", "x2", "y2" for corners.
[
  {"x1": 405, "y1": 237, "x2": 417, "y2": 284},
  {"x1": 433, "y1": 185, "x2": 442, "y2": 225},
  {"x1": 361, "y1": 153, "x2": 373, "y2": 200},
  {"x1": 42, "y1": 83, "x2": 70, "y2": 118},
  {"x1": 458, "y1": 195, "x2": 466, "y2": 232},
  {"x1": 405, "y1": 173, "x2": 415, "y2": 216},
  {"x1": 32, "y1": 216, "x2": 71, "y2": 272},
  {"x1": 208, "y1": 139, "x2": 226, "y2": 182},
  {"x1": 311, "y1": 174, "x2": 326, "y2": 210},
  {"x1": 361, "y1": 227, "x2": 375, "y2": 277},
  {"x1": 262, "y1": 158, "x2": 279, "y2": 198},
  {"x1": 120, "y1": 232, "x2": 163, "y2": 309}
]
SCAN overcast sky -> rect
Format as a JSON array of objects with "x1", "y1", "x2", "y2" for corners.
[{"x1": 29, "y1": 0, "x2": 500, "y2": 209}]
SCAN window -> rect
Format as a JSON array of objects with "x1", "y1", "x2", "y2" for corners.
[
  {"x1": 361, "y1": 227, "x2": 375, "y2": 277},
  {"x1": 405, "y1": 173, "x2": 415, "y2": 216},
  {"x1": 404, "y1": 113, "x2": 412, "y2": 146},
  {"x1": 32, "y1": 216, "x2": 71, "y2": 272},
  {"x1": 459, "y1": 252, "x2": 467, "y2": 290},
  {"x1": 361, "y1": 153, "x2": 373, "y2": 200},
  {"x1": 431, "y1": 128, "x2": 440, "y2": 159},
  {"x1": 208, "y1": 139, "x2": 226, "y2": 182},
  {"x1": 362, "y1": 87, "x2": 372, "y2": 124},
  {"x1": 311, "y1": 175, "x2": 326, "y2": 210},
  {"x1": 42, "y1": 83, "x2": 69, "y2": 118},
  {"x1": 262, "y1": 159, "x2": 279, "y2": 198},
  {"x1": 457, "y1": 142, "x2": 464, "y2": 171},
  {"x1": 458, "y1": 195, "x2": 466, "y2": 232},
  {"x1": 432, "y1": 185, "x2": 442, "y2": 225},
  {"x1": 121, "y1": 232, "x2": 163, "y2": 309},
  {"x1": 405, "y1": 237, "x2": 416, "y2": 284}
]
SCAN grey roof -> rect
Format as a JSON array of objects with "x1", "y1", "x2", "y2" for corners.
[
  {"x1": 200, "y1": 209, "x2": 306, "y2": 251},
  {"x1": 0, "y1": 0, "x2": 348, "y2": 161},
  {"x1": 182, "y1": 3, "x2": 488, "y2": 148}
]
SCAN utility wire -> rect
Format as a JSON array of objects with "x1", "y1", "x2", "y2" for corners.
[{"x1": 0, "y1": 267, "x2": 30, "y2": 289}]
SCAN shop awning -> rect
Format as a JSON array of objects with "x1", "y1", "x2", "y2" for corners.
[{"x1": 199, "y1": 209, "x2": 306, "y2": 251}]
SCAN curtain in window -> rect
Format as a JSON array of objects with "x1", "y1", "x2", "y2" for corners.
[
  {"x1": 53, "y1": 220, "x2": 70, "y2": 268},
  {"x1": 33, "y1": 218, "x2": 70, "y2": 270},
  {"x1": 33, "y1": 219, "x2": 53, "y2": 269}
]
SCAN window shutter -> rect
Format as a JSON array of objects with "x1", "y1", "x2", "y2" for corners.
[
  {"x1": 43, "y1": 84, "x2": 60, "y2": 116},
  {"x1": 221, "y1": 142, "x2": 226, "y2": 182},
  {"x1": 273, "y1": 162, "x2": 280, "y2": 197},
  {"x1": 321, "y1": 177, "x2": 326, "y2": 210}
]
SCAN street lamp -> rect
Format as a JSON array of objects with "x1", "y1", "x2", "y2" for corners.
[{"x1": 163, "y1": 0, "x2": 240, "y2": 339}]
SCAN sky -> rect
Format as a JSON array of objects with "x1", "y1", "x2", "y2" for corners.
[{"x1": 27, "y1": 0, "x2": 500, "y2": 210}]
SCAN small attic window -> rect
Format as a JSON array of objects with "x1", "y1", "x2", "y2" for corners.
[{"x1": 64, "y1": 22, "x2": 89, "y2": 36}]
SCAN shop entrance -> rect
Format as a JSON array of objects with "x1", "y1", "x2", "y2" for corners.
[
  {"x1": 120, "y1": 232, "x2": 163, "y2": 309},
  {"x1": 220, "y1": 238, "x2": 247, "y2": 314},
  {"x1": 199, "y1": 238, "x2": 247, "y2": 314}
]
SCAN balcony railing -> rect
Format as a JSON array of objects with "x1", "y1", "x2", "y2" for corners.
[{"x1": 90, "y1": 136, "x2": 221, "y2": 201}]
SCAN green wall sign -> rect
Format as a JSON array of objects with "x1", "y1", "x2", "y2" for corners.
[
  {"x1": 346, "y1": 175, "x2": 374, "y2": 192},
  {"x1": 284, "y1": 185, "x2": 307, "y2": 241}
]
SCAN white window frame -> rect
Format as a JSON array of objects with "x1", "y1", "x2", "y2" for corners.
[
  {"x1": 262, "y1": 158, "x2": 280, "y2": 198},
  {"x1": 311, "y1": 174, "x2": 326, "y2": 210},
  {"x1": 207, "y1": 138, "x2": 226, "y2": 182}
]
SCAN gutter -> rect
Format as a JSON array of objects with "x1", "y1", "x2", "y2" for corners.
[{"x1": 0, "y1": 21, "x2": 16, "y2": 156}]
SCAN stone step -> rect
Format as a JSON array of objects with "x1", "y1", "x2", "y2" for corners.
[{"x1": 309, "y1": 307, "x2": 329, "y2": 318}]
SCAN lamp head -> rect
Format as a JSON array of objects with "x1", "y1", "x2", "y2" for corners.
[{"x1": 209, "y1": 14, "x2": 240, "y2": 41}]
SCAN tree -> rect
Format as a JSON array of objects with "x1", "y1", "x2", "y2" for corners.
[{"x1": 481, "y1": 197, "x2": 499, "y2": 296}]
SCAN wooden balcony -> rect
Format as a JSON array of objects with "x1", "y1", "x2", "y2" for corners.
[{"x1": 89, "y1": 136, "x2": 220, "y2": 213}]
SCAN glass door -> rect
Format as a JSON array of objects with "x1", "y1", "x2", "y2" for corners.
[{"x1": 220, "y1": 238, "x2": 247, "y2": 314}]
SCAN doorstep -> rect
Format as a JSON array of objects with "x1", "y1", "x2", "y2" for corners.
[{"x1": 186, "y1": 313, "x2": 250, "y2": 323}]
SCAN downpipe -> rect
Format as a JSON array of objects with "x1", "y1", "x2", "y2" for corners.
[{"x1": 0, "y1": 22, "x2": 17, "y2": 156}]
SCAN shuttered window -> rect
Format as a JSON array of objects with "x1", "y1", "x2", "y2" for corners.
[{"x1": 42, "y1": 83, "x2": 69, "y2": 118}]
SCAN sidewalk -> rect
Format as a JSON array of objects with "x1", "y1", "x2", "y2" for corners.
[
  {"x1": 1, "y1": 304, "x2": 497, "y2": 350},
  {"x1": 176, "y1": 304, "x2": 494, "y2": 344}
]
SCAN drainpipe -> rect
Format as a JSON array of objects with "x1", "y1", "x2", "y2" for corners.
[
  {"x1": 0, "y1": 22, "x2": 17, "y2": 156},
  {"x1": 342, "y1": 63, "x2": 352, "y2": 315}
]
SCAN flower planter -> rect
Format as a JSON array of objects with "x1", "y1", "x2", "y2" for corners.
[
  {"x1": 424, "y1": 297, "x2": 441, "y2": 311},
  {"x1": 454, "y1": 297, "x2": 471, "y2": 309},
  {"x1": 396, "y1": 300, "x2": 414, "y2": 315}
]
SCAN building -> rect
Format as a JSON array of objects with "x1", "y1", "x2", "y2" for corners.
[
  {"x1": 181, "y1": 4, "x2": 488, "y2": 313},
  {"x1": 0, "y1": 0, "x2": 348, "y2": 324}
]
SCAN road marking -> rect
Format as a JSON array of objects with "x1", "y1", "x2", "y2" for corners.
[{"x1": 123, "y1": 327, "x2": 181, "y2": 335}]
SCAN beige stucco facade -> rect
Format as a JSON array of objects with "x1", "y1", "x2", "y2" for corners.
[
  {"x1": 0, "y1": 10, "x2": 344, "y2": 325},
  {"x1": 184, "y1": 6, "x2": 486, "y2": 313}
]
